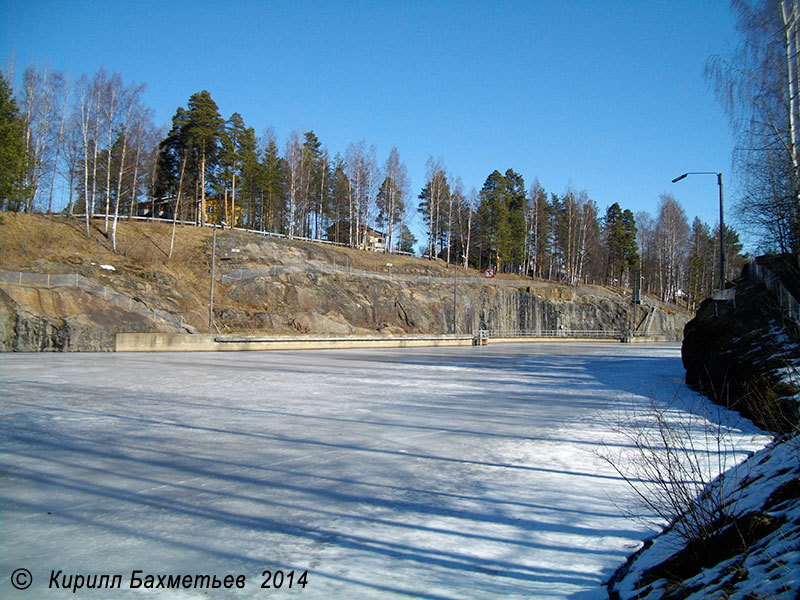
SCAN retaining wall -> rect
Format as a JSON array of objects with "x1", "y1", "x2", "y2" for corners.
[{"x1": 115, "y1": 333, "x2": 476, "y2": 352}]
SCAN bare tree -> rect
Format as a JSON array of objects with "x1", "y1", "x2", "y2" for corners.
[
  {"x1": 346, "y1": 141, "x2": 366, "y2": 247},
  {"x1": 708, "y1": 0, "x2": 800, "y2": 259},
  {"x1": 597, "y1": 396, "x2": 748, "y2": 548},
  {"x1": 101, "y1": 73, "x2": 122, "y2": 234},
  {"x1": 110, "y1": 82, "x2": 146, "y2": 252},
  {"x1": 285, "y1": 131, "x2": 302, "y2": 239},
  {"x1": 465, "y1": 187, "x2": 476, "y2": 269},
  {"x1": 46, "y1": 72, "x2": 71, "y2": 213},
  {"x1": 655, "y1": 194, "x2": 690, "y2": 303},
  {"x1": 20, "y1": 65, "x2": 59, "y2": 212},
  {"x1": 378, "y1": 146, "x2": 408, "y2": 252},
  {"x1": 74, "y1": 72, "x2": 99, "y2": 235}
]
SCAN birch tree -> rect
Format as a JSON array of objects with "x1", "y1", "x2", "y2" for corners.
[
  {"x1": 45, "y1": 72, "x2": 70, "y2": 213},
  {"x1": 655, "y1": 194, "x2": 690, "y2": 303},
  {"x1": 20, "y1": 65, "x2": 60, "y2": 212},
  {"x1": 101, "y1": 73, "x2": 122, "y2": 233},
  {"x1": 74, "y1": 72, "x2": 99, "y2": 235},
  {"x1": 285, "y1": 131, "x2": 302, "y2": 238},
  {"x1": 418, "y1": 157, "x2": 449, "y2": 259},
  {"x1": 708, "y1": 0, "x2": 800, "y2": 258},
  {"x1": 377, "y1": 146, "x2": 408, "y2": 252},
  {"x1": 110, "y1": 82, "x2": 146, "y2": 252}
]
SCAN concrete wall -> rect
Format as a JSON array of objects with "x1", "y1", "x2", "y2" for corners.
[{"x1": 115, "y1": 332, "x2": 476, "y2": 352}]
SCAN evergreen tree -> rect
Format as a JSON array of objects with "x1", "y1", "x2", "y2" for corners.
[
  {"x1": 300, "y1": 130, "x2": 324, "y2": 238},
  {"x1": 603, "y1": 203, "x2": 640, "y2": 286},
  {"x1": 185, "y1": 90, "x2": 223, "y2": 226},
  {"x1": 0, "y1": 72, "x2": 30, "y2": 210},
  {"x1": 237, "y1": 125, "x2": 259, "y2": 228},
  {"x1": 327, "y1": 153, "x2": 351, "y2": 243},
  {"x1": 154, "y1": 106, "x2": 194, "y2": 219},
  {"x1": 687, "y1": 217, "x2": 713, "y2": 305},
  {"x1": 395, "y1": 224, "x2": 417, "y2": 254},
  {"x1": 477, "y1": 169, "x2": 526, "y2": 271},
  {"x1": 260, "y1": 136, "x2": 285, "y2": 233},
  {"x1": 417, "y1": 158, "x2": 449, "y2": 258},
  {"x1": 218, "y1": 112, "x2": 247, "y2": 226}
]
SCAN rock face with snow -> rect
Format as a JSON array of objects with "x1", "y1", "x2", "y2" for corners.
[
  {"x1": 682, "y1": 258, "x2": 799, "y2": 433},
  {"x1": 609, "y1": 258, "x2": 800, "y2": 599}
]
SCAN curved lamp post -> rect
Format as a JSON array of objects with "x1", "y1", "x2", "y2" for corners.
[{"x1": 672, "y1": 171, "x2": 725, "y2": 289}]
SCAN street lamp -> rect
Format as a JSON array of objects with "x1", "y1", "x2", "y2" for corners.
[{"x1": 671, "y1": 171, "x2": 725, "y2": 290}]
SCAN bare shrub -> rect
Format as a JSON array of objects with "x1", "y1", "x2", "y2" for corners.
[{"x1": 597, "y1": 396, "x2": 750, "y2": 550}]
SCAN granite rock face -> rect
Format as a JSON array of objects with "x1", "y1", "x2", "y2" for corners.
[
  {"x1": 1, "y1": 231, "x2": 691, "y2": 351},
  {"x1": 0, "y1": 284, "x2": 180, "y2": 352},
  {"x1": 681, "y1": 260, "x2": 799, "y2": 433}
]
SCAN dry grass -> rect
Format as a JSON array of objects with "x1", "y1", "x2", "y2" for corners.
[
  {"x1": 0, "y1": 212, "x2": 526, "y2": 284},
  {"x1": 0, "y1": 212, "x2": 662, "y2": 312}
]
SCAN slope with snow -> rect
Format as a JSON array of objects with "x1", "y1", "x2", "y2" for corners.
[{"x1": 608, "y1": 434, "x2": 799, "y2": 599}]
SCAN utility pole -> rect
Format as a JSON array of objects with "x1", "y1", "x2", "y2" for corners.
[
  {"x1": 208, "y1": 223, "x2": 217, "y2": 334},
  {"x1": 453, "y1": 259, "x2": 457, "y2": 334}
]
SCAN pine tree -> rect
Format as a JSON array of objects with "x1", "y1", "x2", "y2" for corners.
[
  {"x1": 219, "y1": 112, "x2": 247, "y2": 227},
  {"x1": 300, "y1": 130, "x2": 324, "y2": 238},
  {"x1": 418, "y1": 158, "x2": 449, "y2": 258},
  {"x1": 0, "y1": 72, "x2": 29, "y2": 210},
  {"x1": 260, "y1": 135, "x2": 285, "y2": 233},
  {"x1": 185, "y1": 90, "x2": 223, "y2": 226},
  {"x1": 477, "y1": 169, "x2": 526, "y2": 271},
  {"x1": 328, "y1": 154, "x2": 350, "y2": 243},
  {"x1": 687, "y1": 217, "x2": 713, "y2": 305},
  {"x1": 395, "y1": 224, "x2": 417, "y2": 254},
  {"x1": 603, "y1": 202, "x2": 639, "y2": 286}
]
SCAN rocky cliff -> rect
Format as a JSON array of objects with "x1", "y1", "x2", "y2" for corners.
[
  {"x1": 0, "y1": 214, "x2": 691, "y2": 351},
  {"x1": 213, "y1": 231, "x2": 688, "y2": 339},
  {"x1": 682, "y1": 256, "x2": 800, "y2": 433}
]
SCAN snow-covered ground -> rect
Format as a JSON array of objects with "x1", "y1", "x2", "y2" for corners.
[{"x1": 0, "y1": 343, "x2": 771, "y2": 599}]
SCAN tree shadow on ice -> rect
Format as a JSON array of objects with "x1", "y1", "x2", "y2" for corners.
[
  {"x1": 1, "y1": 436, "x2": 615, "y2": 595},
  {"x1": 2, "y1": 392, "x2": 636, "y2": 597},
  {"x1": 14, "y1": 380, "x2": 647, "y2": 488}
]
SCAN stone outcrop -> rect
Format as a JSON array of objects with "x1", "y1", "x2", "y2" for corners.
[
  {"x1": 682, "y1": 258, "x2": 800, "y2": 433},
  {"x1": 0, "y1": 285, "x2": 164, "y2": 351},
  {"x1": 0, "y1": 227, "x2": 691, "y2": 351},
  {"x1": 215, "y1": 234, "x2": 689, "y2": 339}
]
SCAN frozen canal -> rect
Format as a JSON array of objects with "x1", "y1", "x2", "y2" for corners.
[{"x1": 1, "y1": 343, "x2": 768, "y2": 599}]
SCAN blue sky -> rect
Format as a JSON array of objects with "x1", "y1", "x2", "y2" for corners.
[{"x1": 2, "y1": 0, "x2": 738, "y2": 241}]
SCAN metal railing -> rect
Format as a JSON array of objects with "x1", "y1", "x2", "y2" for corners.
[
  {"x1": 748, "y1": 262, "x2": 800, "y2": 325},
  {"x1": 62, "y1": 213, "x2": 416, "y2": 255},
  {"x1": 219, "y1": 262, "x2": 534, "y2": 288},
  {"x1": 476, "y1": 329, "x2": 625, "y2": 340}
]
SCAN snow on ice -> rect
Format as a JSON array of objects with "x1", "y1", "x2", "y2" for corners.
[{"x1": 0, "y1": 343, "x2": 771, "y2": 599}]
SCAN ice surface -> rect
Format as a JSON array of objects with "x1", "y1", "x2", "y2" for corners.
[{"x1": 0, "y1": 343, "x2": 769, "y2": 599}]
